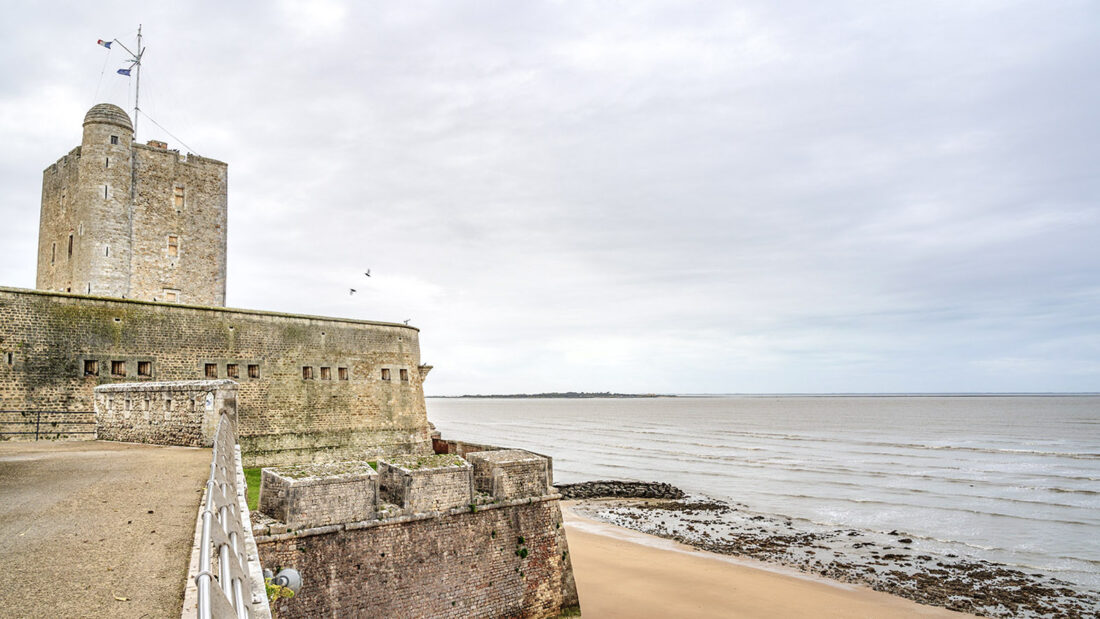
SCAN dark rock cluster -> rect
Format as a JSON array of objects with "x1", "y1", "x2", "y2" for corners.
[{"x1": 554, "y1": 480, "x2": 685, "y2": 500}]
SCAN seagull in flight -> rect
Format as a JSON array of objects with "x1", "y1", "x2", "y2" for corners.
[
  {"x1": 403, "y1": 319, "x2": 411, "y2": 325},
  {"x1": 349, "y1": 288, "x2": 357, "y2": 295},
  {"x1": 364, "y1": 269, "x2": 371, "y2": 277}
]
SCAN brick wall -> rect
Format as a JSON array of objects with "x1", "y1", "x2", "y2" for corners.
[
  {"x1": 93, "y1": 379, "x2": 237, "y2": 447},
  {"x1": 0, "y1": 287, "x2": 431, "y2": 465},
  {"x1": 257, "y1": 498, "x2": 579, "y2": 619}
]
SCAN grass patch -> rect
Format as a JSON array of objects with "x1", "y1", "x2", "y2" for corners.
[{"x1": 243, "y1": 467, "x2": 262, "y2": 511}]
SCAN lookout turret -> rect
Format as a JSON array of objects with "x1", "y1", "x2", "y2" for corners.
[{"x1": 36, "y1": 103, "x2": 227, "y2": 305}]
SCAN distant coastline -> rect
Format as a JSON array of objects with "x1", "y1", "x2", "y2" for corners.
[{"x1": 429, "y1": 392, "x2": 674, "y2": 399}]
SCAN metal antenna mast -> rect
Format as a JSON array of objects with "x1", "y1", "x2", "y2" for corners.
[{"x1": 112, "y1": 25, "x2": 145, "y2": 137}]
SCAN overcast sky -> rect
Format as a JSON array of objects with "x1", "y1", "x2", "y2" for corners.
[{"x1": 1, "y1": 1, "x2": 1097, "y2": 394}]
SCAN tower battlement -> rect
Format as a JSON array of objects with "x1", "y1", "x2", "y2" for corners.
[{"x1": 36, "y1": 103, "x2": 227, "y2": 306}]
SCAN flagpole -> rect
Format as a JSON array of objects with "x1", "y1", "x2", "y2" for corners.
[{"x1": 134, "y1": 24, "x2": 142, "y2": 138}]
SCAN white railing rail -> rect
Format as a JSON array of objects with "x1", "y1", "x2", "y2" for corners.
[{"x1": 195, "y1": 413, "x2": 255, "y2": 619}]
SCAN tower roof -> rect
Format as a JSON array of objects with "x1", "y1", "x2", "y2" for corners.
[{"x1": 83, "y1": 103, "x2": 133, "y2": 132}]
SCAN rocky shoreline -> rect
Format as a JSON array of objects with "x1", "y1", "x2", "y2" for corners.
[
  {"x1": 569, "y1": 487, "x2": 1100, "y2": 619},
  {"x1": 555, "y1": 480, "x2": 685, "y2": 500}
]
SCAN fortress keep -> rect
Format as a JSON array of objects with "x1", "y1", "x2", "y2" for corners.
[{"x1": 36, "y1": 103, "x2": 227, "y2": 306}]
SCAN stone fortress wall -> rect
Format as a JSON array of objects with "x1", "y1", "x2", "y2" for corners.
[
  {"x1": 93, "y1": 379, "x2": 238, "y2": 447},
  {"x1": 255, "y1": 448, "x2": 577, "y2": 619},
  {"x1": 0, "y1": 286, "x2": 431, "y2": 466},
  {"x1": 36, "y1": 104, "x2": 227, "y2": 306}
]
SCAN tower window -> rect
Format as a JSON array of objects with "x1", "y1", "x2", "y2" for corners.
[
  {"x1": 205, "y1": 363, "x2": 218, "y2": 378},
  {"x1": 400, "y1": 368, "x2": 409, "y2": 382},
  {"x1": 105, "y1": 157, "x2": 109, "y2": 168},
  {"x1": 84, "y1": 360, "x2": 98, "y2": 376},
  {"x1": 320, "y1": 367, "x2": 331, "y2": 380},
  {"x1": 111, "y1": 360, "x2": 126, "y2": 377},
  {"x1": 226, "y1": 363, "x2": 239, "y2": 378},
  {"x1": 104, "y1": 185, "x2": 108, "y2": 199},
  {"x1": 51, "y1": 243, "x2": 56, "y2": 264},
  {"x1": 163, "y1": 289, "x2": 180, "y2": 303},
  {"x1": 303, "y1": 366, "x2": 314, "y2": 380},
  {"x1": 137, "y1": 361, "x2": 152, "y2": 377},
  {"x1": 68, "y1": 234, "x2": 73, "y2": 258},
  {"x1": 173, "y1": 186, "x2": 184, "y2": 209},
  {"x1": 248, "y1": 364, "x2": 260, "y2": 379},
  {"x1": 381, "y1": 368, "x2": 391, "y2": 381},
  {"x1": 167, "y1": 235, "x2": 179, "y2": 257},
  {"x1": 110, "y1": 135, "x2": 119, "y2": 145},
  {"x1": 338, "y1": 367, "x2": 348, "y2": 380},
  {"x1": 7, "y1": 352, "x2": 14, "y2": 365},
  {"x1": 105, "y1": 246, "x2": 109, "y2": 257}
]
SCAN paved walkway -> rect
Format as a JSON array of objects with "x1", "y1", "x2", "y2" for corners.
[{"x1": 0, "y1": 440, "x2": 210, "y2": 619}]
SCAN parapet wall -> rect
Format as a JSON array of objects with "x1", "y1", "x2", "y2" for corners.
[
  {"x1": 257, "y1": 497, "x2": 578, "y2": 619},
  {"x1": 94, "y1": 379, "x2": 236, "y2": 447},
  {"x1": 260, "y1": 462, "x2": 378, "y2": 529},
  {"x1": 0, "y1": 286, "x2": 432, "y2": 465}
]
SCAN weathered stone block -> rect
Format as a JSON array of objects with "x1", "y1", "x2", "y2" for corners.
[
  {"x1": 377, "y1": 454, "x2": 472, "y2": 513},
  {"x1": 467, "y1": 449, "x2": 550, "y2": 500},
  {"x1": 259, "y1": 461, "x2": 377, "y2": 529}
]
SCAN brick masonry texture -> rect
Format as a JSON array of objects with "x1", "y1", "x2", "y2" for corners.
[
  {"x1": 257, "y1": 498, "x2": 579, "y2": 619},
  {"x1": 260, "y1": 462, "x2": 378, "y2": 529},
  {"x1": 0, "y1": 286, "x2": 431, "y2": 465},
  {"x1": 468, "y1": 450, "x2": 550, "y2": 500},
  {"x1": 37, "y1": 104, "x2": 227, "y2": 306},
  {"x1": 379, "y1": 455, "x2": 474, "y2": 514},
  {"x1": 94, "y1": 379, "x2": 237, "y2": 447},
  {"x1": 436, "y1": 439, "x2": 556, "y2": 487}
]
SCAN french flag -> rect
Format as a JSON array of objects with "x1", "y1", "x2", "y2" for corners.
[{"x1": 97, "y1": 39, "x2": 112, "y2": 49}]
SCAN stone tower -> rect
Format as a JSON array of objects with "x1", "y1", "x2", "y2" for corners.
[{"x1": 36, "y1": 103, "x2": 227, "y2": 306}]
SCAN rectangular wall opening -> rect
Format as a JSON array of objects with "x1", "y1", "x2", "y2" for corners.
[
  {"x1": 84, "y1": 360, "x2": 98, "y2": 376},
  {"x1": 303, "y1": 366, "x2": 314, "y2": 380},
  {"x1": 174, "y1": 186, "x2": 185, "y2": 209},
  {"x1": 227, "y1": 363, "x2": 239, "y2": 379},
  {"x1": 167, "y1": 235, "x2": 179, "y2": 257},
  {"x1": 338, "y1": 367, "x2": 348, "y2": 380},
  {"x1": 137, "y1": 361, "x2": 152, "y2": 377},
  {"x1": 111, "y1": 360, "x2": 126, "y2": 377},
  {"x1": 320, "y1": 367, "x2": 331, "y2": 380},
  {"x1": 381, "y1": 368, "x2": 391, "y2": 381},
  {"x1": 248, "y1": 364, "x2": 260, "y2": 379},
  {"x1": 400, "y1": 368, "x2": 409, "y2": 381},
  {"x1": 205, "y1": 363, "x2": 218, "y2": 378}
]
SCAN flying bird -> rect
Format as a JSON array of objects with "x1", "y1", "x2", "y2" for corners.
[
  {"x1": 404, "y1": 319, "x2": 411, "y2": 325},
  {"x1": 364, "y1": 269, "x2": 371, "y2": 277},
  {"x1": 349, "y1": 288, "x2": 357, "y2": 295}
]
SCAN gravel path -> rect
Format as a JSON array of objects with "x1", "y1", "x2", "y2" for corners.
[{"x1": 0, "y1": 440, "x2": 210, "y2": 619}]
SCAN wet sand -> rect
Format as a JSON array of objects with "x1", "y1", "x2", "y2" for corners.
[{"x1": 562, "y1": 503, "x2": 972, "y2": 619}]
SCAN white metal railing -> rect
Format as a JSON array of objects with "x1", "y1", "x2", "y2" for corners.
[{"x1": 195, "y1": 413, "x2": 255, "y2": 619}]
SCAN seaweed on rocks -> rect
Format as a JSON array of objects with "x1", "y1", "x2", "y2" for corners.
[{"x1": 573, "y1": 497, "x2": 1100, "y2": 619}]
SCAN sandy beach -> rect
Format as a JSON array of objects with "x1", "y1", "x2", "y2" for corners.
[{"x1": 562, "y1": 503, "x2": 972, "y2": 619}]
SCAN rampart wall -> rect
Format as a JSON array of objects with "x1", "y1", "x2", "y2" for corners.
[
  {"x1": 0, "y1": 287, "x2": 431, "y2": 465},
  {"x1": 257, "y1": 497, "x2": 578, "y2": 619},
  {"x1": 94, "y1": 379, "x2": 237, "y2": 447}
]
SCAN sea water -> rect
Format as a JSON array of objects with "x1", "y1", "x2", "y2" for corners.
[{"x1": 426, "y1": 395, "x2": 1100, "y2": 590}]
